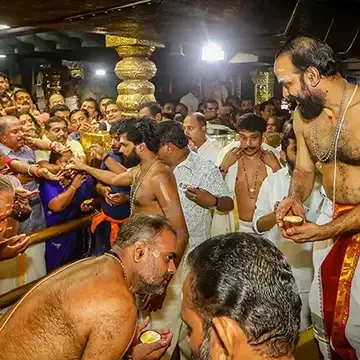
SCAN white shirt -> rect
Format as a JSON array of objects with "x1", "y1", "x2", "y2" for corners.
[
  {"x1": 35, "y1": 136, "x2": 85, "y2": 162},
  {"x1": 180, "y1": 92, "x2": 199, "y2": 114},
  {"x1": 197, "y1": 137, "x2": 223, "y2": 164},
  {"x1": 252, "y1": 167, "x2": 325, "y2": 293},
  {"x1": 174, "y1": 151, "x2": 233, "y2": 252},
  {"x1": 216, "y1": 141, "x2": 280, "y2": 166}
]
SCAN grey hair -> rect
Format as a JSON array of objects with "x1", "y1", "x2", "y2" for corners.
[
  {"x1": 0, "y1": 116, "x2": 18, "y2": 134},
  {"x1": 115, "y1": 215, "x2": 176, "y2": 248},
  {"x1": 187, "y1": 232, "x2": 301, "y2": 357},
  {"x1": 0, "y1": 175, "x2": 16, "y2": 197}
]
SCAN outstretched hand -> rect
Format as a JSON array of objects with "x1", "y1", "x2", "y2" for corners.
[
  {"x1": 0, "y1": 234, "x2": 30, "y2": 261},
  {"x1": 126, "y1": 316, "x2": 173, "y2": 360}
]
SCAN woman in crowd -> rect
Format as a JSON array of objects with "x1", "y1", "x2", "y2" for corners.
[{"x1": 39, "y1": 150, "x2": 94, "y2": 273}]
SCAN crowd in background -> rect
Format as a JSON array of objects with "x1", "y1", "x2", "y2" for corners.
[{"x1": 0, "y1": 68, "x2": 329, "y2": 354}]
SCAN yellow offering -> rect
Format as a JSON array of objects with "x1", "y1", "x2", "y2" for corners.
[{"x1": 140, "y1": 330, "x2": 161, "y2": 344}]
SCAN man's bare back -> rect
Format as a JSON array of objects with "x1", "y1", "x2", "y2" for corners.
[
  {"x1": 0, "y1": 256, "x2": 137, "y2": 360},
  {"x1": 235, "y1": 152, "x2": 279, "y2": 222}
]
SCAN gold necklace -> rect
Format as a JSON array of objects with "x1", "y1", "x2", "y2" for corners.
[
  {"x1": 105, "y1": 253, "x2": 128, "y2": 283},
  {"x1": 241, "y1": 154, "x2": 262, "y2": 199},
  {"x1": 129, "y1": 157, "x2": 161, "y2": 215}
]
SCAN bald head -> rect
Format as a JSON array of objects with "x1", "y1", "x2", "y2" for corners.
[
  {"x1": 183, "y1": 112, "x2": 207, "y2": 147},
  {"x1": 49, "y1": 94, "x2": 65, "y2": 108},
  {"x1": 0, "y1": 116, "x2": 25, "y2": 151},
  {"x1": 276, "y1": 35, "x2": 339, "y2": 77}
]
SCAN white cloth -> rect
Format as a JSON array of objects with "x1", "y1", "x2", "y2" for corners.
[
  {"x1": 149, "y1": 151, "x2": 233, "y2": 359},
  {"x1": 239, "y1": 220, "x2": 254, "y2": 233},
  {"x1": 180, "y1": 92, "x2": 199, "y2": 114},
  {"x1": 197, "y1": 137, "x2": 223, "y2": 164},
  {"x1": 309, "y1": 188, "x2": 360, "y2": 358},
  {"x1": 212, "y1": 142, "x2": 273, "y2": 235},
  {"x1": 35, "y1": 136, "x2": 85, "y2": 162},
  {"x1": 252, "y1": 167, "x2": 325, "y2": 330}
]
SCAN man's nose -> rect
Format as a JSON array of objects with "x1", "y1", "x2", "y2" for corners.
[{"x1": 168, "y1": 259, "x2": 176, "y2": 275}]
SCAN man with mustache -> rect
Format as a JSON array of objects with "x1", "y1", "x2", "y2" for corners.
[
  {"x1": 0, "y1": 215, "x2": 176, "y2": 360},
  {"x1": 35, "y1": 116, "x2": 86, "y2": 173},
  {"x1": 215, "y1": 114, "x2": 280, "y2": 233},
  {"x1": 274, "y1": 35, "x2": 360, "y2": 358},
  {"x1": 181, "y1": 232, "x2": 301, "y2": 360},
  {"x1": 88, "y1": 120, "x2": 131, "y2": 255},
  {"x1": 70, "y1": 118, "x2": 189, "y2": 270},
  {"x1": 183, "y1": 112, "x2": 223, "y2": 164}
]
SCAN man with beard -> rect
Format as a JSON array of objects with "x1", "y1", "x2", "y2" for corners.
[
  {"x1": 155, "y1": 120, "x2": 233, "y2": 359},
  {"x1": 70, "y1": 118, "x2": 189, "y2": 267},
  {"x1": 89, "y1": 120, "x2": 131, "y2": 255},
  {"x1": 35, "y1": 116, "x2": 86, "y2": 173},
  {"x1": 253, "y1": 129, "x2": 325, "y2": 330},
  {"x1": 203, "y1": 99, "x2": 218, "y2": 122},
  {"x1": 274, "y1": 35, "x2": 360, "y2": 358},
  {"x1": 181, "y1": 232, "x2": 301, "y2": 360},
  {"x1": 0, "y1": 215, "x2": 176, "y2": 360},
  {"x1": 183, "y1": 112, "x2": 223, "y2": 164},
  {"x1": 215, "y1": 114, "x2": 280, "y2": 233}
]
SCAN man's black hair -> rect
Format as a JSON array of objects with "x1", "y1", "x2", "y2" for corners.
[
  {"x1": 158, "y1": 120, "x2": 188, "y2": 149},
  {"x1": 139, "y1": 101, "x2": 162, "y2": 116},
  {"x1": 237, "y1": 113, "x2": 267, "y2": 134}
]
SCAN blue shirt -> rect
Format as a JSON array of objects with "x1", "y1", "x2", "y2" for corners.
[{"x1": 100, "y1": 151, "x2": 130, "y2": 219}]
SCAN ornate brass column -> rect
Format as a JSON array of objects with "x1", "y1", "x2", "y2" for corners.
[
  {"x1": 106, "y1": 36, "x2": 164, "y2": 118},
  {"x1": 251, "y1": 71, "x2": 276, "y2": 104}
]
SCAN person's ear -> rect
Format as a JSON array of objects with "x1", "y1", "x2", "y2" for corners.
[
  {"x1": 305, "y1": 66, "x2": 321, "y2": 87},
  {"x1": 133, "y1": 241, "x2": 147, "y2": 263},
  {"x1": 156, "y1": 113, "x2": 162, "y2": 122},
  {"x1": 212, "y1": 317, "x2": 240, "y2": 359}
]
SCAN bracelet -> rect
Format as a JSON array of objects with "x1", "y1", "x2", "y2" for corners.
[
  {"x1": 27, "y1": 164, "x2": 37, "y2": 176},
  {"x1": 70, "y1": 185, "x2": 77, "y2": 191},
  {"x1": 4, "y1": 157, "x2": 15, "y2": 167}
]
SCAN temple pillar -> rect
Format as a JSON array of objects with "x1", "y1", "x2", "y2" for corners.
[
  {"x1": 106, "y1": 35, "x2": 164, "y2": 118},
  {"x1": 251, "y1": 70, "x2": 275, "y2": 104}
]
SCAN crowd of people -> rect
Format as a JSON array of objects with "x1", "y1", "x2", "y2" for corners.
[{"x1": 0, "y1": 35, "x2": 359, "y2": 360}]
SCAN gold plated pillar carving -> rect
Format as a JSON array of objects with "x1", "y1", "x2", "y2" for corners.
[
  {"x1": 251, "y1": 71, "x2": 276, "y2": 104},
  {"x1": 106, "y1": 36, "x2": 164, "y2": 118}
]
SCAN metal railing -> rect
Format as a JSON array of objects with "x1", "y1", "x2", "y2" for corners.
[{"x1": 0, "y1": 214, "x2": 93, "y2": 309}]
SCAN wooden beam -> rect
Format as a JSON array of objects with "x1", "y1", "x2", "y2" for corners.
[
  {"x1": 37, "y1": 31, "x2": 81, "y2": 50},
  {"x1": 16, "y1": 34, "x2": 56, "y2": 52}
]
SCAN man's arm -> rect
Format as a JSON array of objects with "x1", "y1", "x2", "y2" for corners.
[
  {"x1": 37, "y1": 160, "x2": 61, "y2": 174},
  {"x1": 289, "y1": 110, "x2": 316, "y2": 201},
  {"x1": 151, "y1": 170, "x2": 189, "y2": 265},
  {"x1": 104, "y1": 156, "x2": 127, "y2": 174},
  {"x1": 81, "y1": 302, "x2": 137, "y2": 360},
  {"x1": 253, "y1": 180, "x2": 276, "y2": 233},
  {"x1": 71, "y1": 159, "x2": 133, "y2": 187}
]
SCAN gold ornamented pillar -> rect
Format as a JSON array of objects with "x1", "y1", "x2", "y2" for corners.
[
  {"x1": 251, "y1": 71, "x2": 276, "y2": 104},
  {"x1": 106, "y1": 36, "x2": 164, "y2": 118}
]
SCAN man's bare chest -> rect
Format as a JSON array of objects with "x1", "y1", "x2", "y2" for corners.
[{"x1": 303, "y1": 116, "x2": 360, "y2": 166}]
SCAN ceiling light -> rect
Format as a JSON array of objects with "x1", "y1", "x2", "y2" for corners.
[
  {"x1": 0, "y1": 25, "x2": 10, "y2": 30},
  {"x1": 201, "y1": 43, "x2": 225, "y2": 62},
  {"x1": 0, "y1": 55, "x2": 6, "y2": 59},
  {"x1": 95, "y1": 69, "x2": 106, "y2": 76}
]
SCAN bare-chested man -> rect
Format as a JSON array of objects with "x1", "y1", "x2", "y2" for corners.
[
  {"x1": 274, "y1": 36, "x2": 360, "y2": 358},
  {"x1": 216, "y1": 113, "x2": 280, "y2": 233},
  {"x1": 0, "y1": 215, "x2": 176, "y2": 360},
  {"x1": 71, "y1": 118, "x2": 189, "y2": 265}
]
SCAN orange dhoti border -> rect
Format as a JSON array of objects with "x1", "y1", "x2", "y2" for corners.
[
  {"x1": 91, "y1": 211, "x2": 129, "y2": 245},
  {"x1": 320, "y1": 204, "x2": 360, "y2": 360}
]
